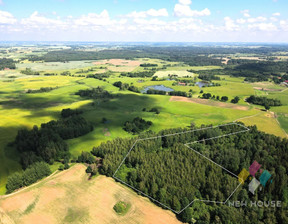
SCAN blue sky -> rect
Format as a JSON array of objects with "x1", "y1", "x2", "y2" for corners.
[{"x1": 0, "y1": 0, "x2": 287, "y2": 42}]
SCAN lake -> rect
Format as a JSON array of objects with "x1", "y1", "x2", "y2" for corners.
[
  {"x1": 196, "y1": 81, "x2": 210, "y2": 88},
  {"x1": 141, "y1": 85, "x2": 174, "y2": 93}
]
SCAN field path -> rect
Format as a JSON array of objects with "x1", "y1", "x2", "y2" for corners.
[{"x1": 233, "y1": 112, "x2": 263, "y2": 122}]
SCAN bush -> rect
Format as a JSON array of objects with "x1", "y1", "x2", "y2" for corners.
[{"x1": 113, "y1": 201, "x2": 130, "y2": 215}]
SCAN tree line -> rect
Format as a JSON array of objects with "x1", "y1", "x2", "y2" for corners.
[
  {"x1": 201, "y1": 92, "x2": 229, "y2": 102},
  {"x1": 120, "y1": 71, "x2": 156, "y2": 78},
  {"x1": 246, "y1": 95, "x2": 282, "y2": 108},
  {"x1": 26, "y1": 87, "x2": 57, "y2": 93},
  {"x1": 6, "y1": 162, "x2": 51, "y2": 193}
]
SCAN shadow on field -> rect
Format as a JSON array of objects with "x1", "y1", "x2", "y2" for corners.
[{"x1": 0, "y1": 94, "x2": 77, "y2": 110}]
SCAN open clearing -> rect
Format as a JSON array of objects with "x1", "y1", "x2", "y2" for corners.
[
  {"x1": 93, "y1": 59, "x2": 141, "y2": 72},
  {"x1": 16, "y1": 61, "x2": 98, "y2": 71},
  {"x1": 235, "y1": 112, "x2": 287, "y2": 138},
  {"x1": 170, "y1": 96, "x2": 250, "y2": 111},
  {"x1": 0, "y1": 164, "x2": 181, "y2": 224},
  {"x1": 154, "y1": 70, "x2": 194, "y2": 78}
]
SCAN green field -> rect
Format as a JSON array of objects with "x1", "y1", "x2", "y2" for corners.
[
  {"x1": 0, "y1": 57, "x2": 287, "y2": 194},
  {"x1": 277, "y1": 113, "x2": 288, "y2": 134}
]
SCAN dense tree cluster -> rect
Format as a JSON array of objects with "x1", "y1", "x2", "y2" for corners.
[
  {"x1": 113, "y1": 81, "x2": 140, "y2": 93},
  {"x1": 246, "y1": 95, "x2": 282, "y2": 107},
  {"x1": 41, "y1": 115, "x2": 93, "y2": 140},
  {"x1": 140, "y1": 63, "x2": 158, "y2": 67},
  {"x1": 231, "y1": 96, "x2": 240, "y2": 104},
  {"x1": 61, "y1": 108, "x2": 83, "y2": 118},
  {"x1": 75, "y1": 86, "x2": 113, "y2": 99},
  {"x1": 20, "y1": 68, "x2": 40, "y2": 76},
  {"x1": 0, "y1": 58, "x2": 16, "y2": 70},
  {"x1": 91, "y1": 124, "x2": 288, "y2": 223},
  {"x1": 195, "y1": 74, "x2": 220, "y2": 81},
  {"x1": 168, "y1": 91, "x2": 188, "y2": 97},
  {"x1": 15, "y1": 113, "x2": 93, "y2": 168},
  {"x1": 148, "y1": 107, "x2": 160, "y2": 114},
  {"x1": 86, "y1": 72, "x2": 111, "y2": 80},
  {"x1": 77, "y1": 151, "x2": 96, "y2": 164},
  {"x1": 120, "y1": 71, "x2": 156, "y2": 78},
  {"x1": 26, "y1": 87, "x2": 57, "y2": 94},
  {"x1": 273, "y1": 74, "x2": 288, "y2": 84},
  {"x1": 201, "y1": 93, "x2": 229, "y2": 102},
  {"x1": 123, "y1": 117, "x2": 152, "y2": 134},
  {"x1": 146, "y1": 89, "x2": 166, "y2": 95},
  {"x1": 6, "y1": 162, "x2": 51, "y2": 193}
]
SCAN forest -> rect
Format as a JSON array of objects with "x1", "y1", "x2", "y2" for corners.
[
  {"x1": 26, "y1": 45, "x2": 288, "y2": 64},
  {"x1": 91, "y1": 123, "x2": 288, "y2": 223},
  {"x1": 0, "y1": 58, "x2": 16, "y2": 70},
  {"x1": 14, "y1": 111, "x2": 93, "y2": 168}
]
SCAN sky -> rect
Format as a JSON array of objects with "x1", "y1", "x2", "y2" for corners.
[{"x1": 0, "y1": 0, "x2": 287, "y2": 42}]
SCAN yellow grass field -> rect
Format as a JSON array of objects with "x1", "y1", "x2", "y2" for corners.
[
  {"x1": 154, "y1": 70, "x2": 194, "y2": 78},
  {"x1": 235, "y1": 112, "x2": 287, "y2": 138},
  {"x1": 0, "y1": 164, "x2": 181, "y2": 224}
]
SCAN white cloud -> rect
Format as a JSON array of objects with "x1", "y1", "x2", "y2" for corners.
[
  {"x1": 21, "y1": 11, "x2": 65, "y2": 28},
  {"x1": 126, "y1": 8, "x2": 168, "y2": 18},
  {"x1": 147, "y1": 8, "x2": 169, "y2": 17},
  {"x1": 224, "y1": 17, "x2": 239, "y2": 31},
  {"x1": 0, "y1": 10, "x2": 17, "y2": 24},
  {"x1": 174, "y1": 4, "x2": 210, "y2": 17},
  {"x1": 270, "y1": 17, "x2": 278, "y2": 22},
  {"x1": 241, "y1": 9, "x2": 250, "y2": 18},
  {"x1": 133, "y1": 18, "x2": 166, "y2": 26},
  {"x1": 236, "y1": 18, "x2": 246, "y2": 24},
  {"x1": 248, "y1": 23, "x2": 278, "y2": 31},
  {"x1": 280, "y1": 20, "x2": 288, "y2": 31},
  {"x1": 179, "y1": 0, "x2": 192, "y2": 5},
  {"x1": 247, "y1": 16, "x2": 267, "y2": 23},
  {"x1": 272, "y1": 12, "x2": 280, "y2": 16},
  {"x1": 74, "y1": 10, "x2": 112, "y2": 26}
]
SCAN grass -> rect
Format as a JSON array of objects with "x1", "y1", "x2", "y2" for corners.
[
  {"x1": 113, "y1": 201, "x2": 131, "y2": 216},
  {"x1": 0, "y1": 61, "x2": 286, "y2": 195},
  {"x1": 16, "y1": 60, "x2": 98, "y2": 72},
  {"x1": 23, "y1": 196, "x2": 39, "y2": 215},
  {"x1": 64, "y1": 208, "x2": 89, "y2": 223},
  {"x1": 277, "y1": 113, "x2": 288, "y2": 134},
  {"x1": 236, "y1": 112, "x2": 287, "y2": 138}
]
